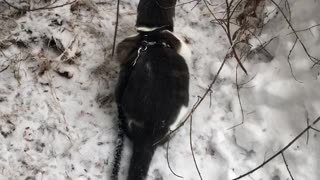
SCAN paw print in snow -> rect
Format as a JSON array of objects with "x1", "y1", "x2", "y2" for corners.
[
  {"x1": 0, "y1": 120, "x2": 15, "y2": 138},
  {"x1": 23, "y1": 127, "x2": 35, "y2": 142}
]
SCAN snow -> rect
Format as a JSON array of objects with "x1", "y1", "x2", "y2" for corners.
[{"x1": 0, "y1": 0, "x2": 320, "y2": 180}]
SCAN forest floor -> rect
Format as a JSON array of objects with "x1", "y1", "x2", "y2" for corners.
[{"x1": 0, "y1": 0, "x2": 320, "y2": 180}]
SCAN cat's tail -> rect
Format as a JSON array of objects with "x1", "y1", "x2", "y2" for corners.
[{"x1": 127, "y1": 141, "x2": 156, "y2": 180}]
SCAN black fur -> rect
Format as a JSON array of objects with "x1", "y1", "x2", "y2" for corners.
[
  {"x1": 136, "y1": 0, "x2": 177, "y2": 31},
  {"x1": 115, "y1": 35, "x2": 189, "y2": 180}
]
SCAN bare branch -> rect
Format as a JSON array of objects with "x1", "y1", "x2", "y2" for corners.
[
  {"x1": 306, "y1": 112, "x2": 310, "y2": 145},
  {"x1": 311, "y1": 127, "x2": 320, "y2": 133},
  {"x1": 203, "y1": 0, "x2": 248, "y2": 74},
  {"x1": 284, "y1": 0, "x2": 291, "y2": 23},
  {"x1": 189, "y1": 115, "x2": 203, "y2": 180},
  {"x1": 29, "y1": 0, "x2": 77, "y2": 11},
  {"x1": 166, "y1": 139, "x2": 184, "y2": 179},
  {"x1": 2, "y1": 0, "x2": 23, "y2": 11},
  {"x1": 286, "y1": 37, "x2": 302, "y2": 83},
  {"x1": 203, "y1": 0, "x2": 227, "y2": 31},
  {"x1": 0, "y1": 65, "x2": 10, "y2": 73},
  {"x1": 287, "y1": 24, "x2": 320, "y2": 35},
  {"x1": 281, "y1": 152, "x2": 295, "y2": 180},
  {"x1": 230, "y1": 0, "x2": 245, "y2": 18},
  {"x1": 153, "y1": 55, "x2": 228, "y2": 146},
  {"x1": 179, "y1": 0, "x2": 200, "y2": 8},
  {"x1": 228, "y1": 64, "x2": 245, "y2": 129},
  {"x1": 155, "y1": 0, "x2": 200, "y2": 10},
  {"x1": 190, "y1": 0, "x2": 201, "y2": 11},
  {"x1": 224, "y1": 0, "x2": 248, "y2": 74},
  {"x1": 209, "y1": 88, "x2": 213, "y2": 108},
  {"x1": 269, "y1": 0, "x2": 320, "y2": 66},
  {"x1": 111, "y1": 0, "x2": 120, "y2": 57},
  {"x1": 232, "y1": 116, "x2": 320, "y2": 180},
  {"x1": 238, "y1": 73, "x2": 257, "y2": 87},
  {"x1": 2, "y1": 0, "x2": 77, "y2": 12}
]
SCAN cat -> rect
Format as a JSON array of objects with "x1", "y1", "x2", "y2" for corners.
[{"x1": 112, "y1": 0, "x2": 190, "y2": 179}]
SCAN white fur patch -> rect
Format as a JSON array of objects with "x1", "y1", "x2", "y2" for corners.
[
  {"x1": 177, "y1": 37, "x2": 192, "y2": 62},
  {"x1": 134, "y1": 28, "x2": 192, "y2": 63},
  {"x1": 136, "y1": 26, "x2": 160, "y2": 32},
  {"x1": 170, "y1": 106, "x2": 189, "y2": 131},
  {"x1": 164, "y1": 31, "x2": 192, "y2": 63},
  {"x1": 127, "y1": 33, "x2": 139, "y2": 38}
]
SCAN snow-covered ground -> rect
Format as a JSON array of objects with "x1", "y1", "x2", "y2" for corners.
[{"x1": 0, "y1": 0, "x2": 319, "y2": 180}]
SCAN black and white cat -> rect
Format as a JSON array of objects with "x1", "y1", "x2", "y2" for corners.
[{"x1": 112, "y1": 0, "x2": 191, "y2": 179}]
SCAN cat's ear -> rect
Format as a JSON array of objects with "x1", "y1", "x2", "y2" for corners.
[
  {"x1": 160, "y1": 30, "x2": 181, "y2": 51},
  {"x1": 116, "y1": 34, "x2": 141, "y2": 64},
  {"x1": 160, "y1": 30, "x2": 191, "y2": 62}
]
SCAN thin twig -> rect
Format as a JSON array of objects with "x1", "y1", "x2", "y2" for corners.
[
  {"x1": 286, "y1": 37, "x2": 302, "y2": 83},
  {"x1": 47, "y1": 125, "x2": 72, "y2": 144},
  {"x1": 44, "y1": 39, "x2": 70, "y2": 132},
  {"x1": 262, "y1": 36, "x2": 278, "y2": 49},
  {"x1": 209, "y1": 88, "x2": 213, "y2": 108},
  {"x1": 29, "y1": 0, "x2": 76, "y2": 11},
  {"x1": 281, "y1": 152, "x2": 295, "y2": 180},
  {"x1": 232, "y1": 116, "x2": 320, "y2": 180},
  {"x1": 156, "y1": 0, "x2": 199, "y2": 10},
  {"x1": 287, "y1": 24, "x2": 320, "y2": 35},
  {"x1": 269, "y1": 0, "x2": 320, "y2": 66},
  {"x1": 224, "y1": 0, "x2": 248, "y2": 74},
  {"x1": 209, "y1": 12, "x2": 247, "y2": 78},
  {"x1": 311, "y1": 127, "x2": 320, "y2": 133},
  {"x1": 284, "y1": 0, "x2": 291, "y2": 24},
  {"x1": 153, "y1": 55, "x2": 228, "y2": 146},
  {"x1": 0, "y1": 49, "x2": 9, "y2": 58},
  {"x1": 190, "y1": 0, "x2": 201, "y2": 11},
  {"x1": 0, "y1": 65, "x2": 10, "y2": 73},
  {"x1": 111, "y1": 0, "x2": 120, "y2": 57},
  {"x1": 229, "y1": 0, "x2": 244, "y2": 19},
  {"x1": 2, "y1": 0, "x2": 77, "y2": 12},
  {"x1": 166, "y1": 139, "x2": 184, "y2": 179},
  {"x1": 189, "y1": 115, "x2": 203, "y2": 180},
  {"x1": 238, "y1": 73, "x2": 257, "y2": 87},
  {"x1": 35, "y1": 0, "x2": 58, "y2": 10},
  {"x1": 228, "y1": 64, "x2": 245, "y2": 129},
  {"x1": 203, "y1": 0, "x2": 227, "y2": 31},
  {"x1": 2, "y1": 0, "x2": 22, "y2": 11},
  {"x1": 178, "y1": 0, "x2": 200, "y2": 8},
  {"x1": 306, "y1": 114, "x2": 310, "y2": 145},
  {"x1": 204, "y1": 0, "x2": 218, "y2": 7}
]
